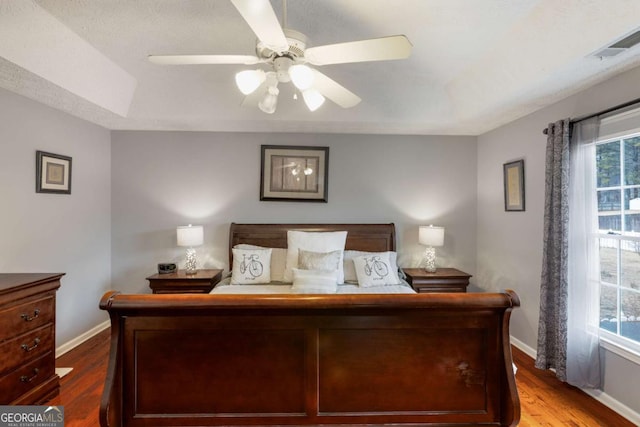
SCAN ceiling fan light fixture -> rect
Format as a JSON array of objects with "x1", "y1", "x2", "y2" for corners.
[
  {"x1": 289, "y1": 64, "x2": 314, "y2": 90},
  {"x1": 302, "y1": 88, "x2": 325, "y2": 112},
  {"x1": 235, "y1": 69, "x2": 266, "y2": 95},
  {"x1": 258, "y1": 85, "x2": 279, "y2": 114}
]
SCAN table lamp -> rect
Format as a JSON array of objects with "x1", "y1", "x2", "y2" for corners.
[
  {"x1": 177, "y1": 224, "x2": 203, "y2": 275},
  {"x1": 419, "y1": 225, "x2": 444, "y2": 273}
]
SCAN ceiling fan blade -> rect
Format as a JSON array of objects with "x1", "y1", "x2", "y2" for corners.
[
  {"x1": 231, "y1": 0, "x2": 288, "y2": 53},
  {"x1": 312, "y1": 69, "x2": 361, "y2": 108},
  {"x1": 148, "y1": 54, "x2": 261, "y2": 65},
  {"x1": 305, "y1": 35, "x2": 412, "y2": 66}
]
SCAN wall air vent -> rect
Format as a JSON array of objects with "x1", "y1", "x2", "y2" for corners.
[{"x1": 592, "y1": 27, "x2": 640, "y2": 58}]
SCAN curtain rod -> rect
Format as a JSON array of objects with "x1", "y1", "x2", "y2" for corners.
[{"x1": 542, "y1": 96, "x2": 640, "y2": 135}]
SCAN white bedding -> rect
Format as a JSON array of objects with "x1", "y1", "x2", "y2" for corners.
[{"x1": 210, "y1": 277, "x2": 416, "y2": 294}]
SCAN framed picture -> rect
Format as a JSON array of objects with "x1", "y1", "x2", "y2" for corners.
[
  {"x1": 503, "y1": 159, "x2": 525, "y2": 211},
  {"x1": 260, "y1": 145, "x2": 329, "y2": 202},
  {"x1": 36, "y1": 150, "x2": 72, "y2": 194}
]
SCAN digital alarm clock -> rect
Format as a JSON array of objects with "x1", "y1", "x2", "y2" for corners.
[{"x1": 157, "y1": 263, "x2": 177, "y2": 274}]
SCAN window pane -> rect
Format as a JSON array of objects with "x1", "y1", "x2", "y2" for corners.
[
  {"x1": 597, "y1": 141, "x2": 620, "y2": 187},
  {"x1": 600, "y1": 238, "x2": 618, "y2": 283},
  {"x1": 624, "y1": 188, "x2": 640, "y2": 210},
  {"x1": 621, "y1": 240, "x2": 640, "y2": 289},
  {"x1": 600, "y1": 284, "x2": 618, "y2": 333},
  {"x1": 624, "y1": 136, "x2": 640, "y2": 186},
  {"x1": 598, "y1": 189, "x2": 621, "y2": 212},
  {"x1": 625, "y1": 188, "x2": 640, "y2": 232},
  {"x1": 620, "y1": 288, "x2": 640, "y2": 343},
  {"x1": 598, "y1": 190, "x2": 621, "y2": 231},
  {"x1": 599, "y1": 215, "x2": 622, "y2": 231},
  {"x1": 625, "y1": 214, "x2": 640, "y2": 233}
]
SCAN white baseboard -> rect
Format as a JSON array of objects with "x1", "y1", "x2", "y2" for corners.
[
  {"x1": 56, "y1": 320, "x2": 110, "y2": 358},
  {"x1": 510, "y1": 335, "x2": 640, "y2": 425},
  {"x1": 510, "y1": 336, "x2": 536, "y2": 359}
]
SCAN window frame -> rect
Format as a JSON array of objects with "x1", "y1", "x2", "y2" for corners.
[{"x1": 595, "y1": 130, "x2": 640, "y2": 360}]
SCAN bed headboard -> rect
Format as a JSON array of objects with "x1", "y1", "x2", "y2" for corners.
[{"x1": 229, "y1": 223, "x2": 396, "y2": 267}]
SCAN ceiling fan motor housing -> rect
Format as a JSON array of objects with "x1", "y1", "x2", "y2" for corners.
[
  {"x1": 257, "y1": 29, "x2": 308, "y2": 60},
  {"x1": 273, "y1": 56, "x2": 293, "y2": 82}
]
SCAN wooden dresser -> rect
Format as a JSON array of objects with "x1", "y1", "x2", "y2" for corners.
[{"x1": 0, "y1": 273, "x2": 63, "y2": 404}]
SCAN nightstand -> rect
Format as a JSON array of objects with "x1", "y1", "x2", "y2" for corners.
[
  {"x1": 146, "y1": 269, "x2": 223, "y2": 294},
  {"x1": 403, "y1": 268, "x2": 471, "y2": 293}
]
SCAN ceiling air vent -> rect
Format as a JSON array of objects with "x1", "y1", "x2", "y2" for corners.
[{"x1": 592, "y1": 27, "x2": 640, "y2": 58}]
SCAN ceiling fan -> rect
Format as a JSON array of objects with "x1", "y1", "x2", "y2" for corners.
[{"x1": 148, "y1": 0, "x2": 412, "y2": 114}]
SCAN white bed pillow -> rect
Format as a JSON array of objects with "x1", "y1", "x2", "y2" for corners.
[
  {"x1": 344, "y1": 250, "x2": 399, "y2": 283},
  {"x1": 353, "y1": 252, "x2": 401, "y2": 287},
  {"x1": 234, "y1": 244, "x2": 286, "y2": 282},
  {"x1": 298, "y1": 249, "x2": 341, "y2": 272},
  {"x1": 284, "y1": 231, "x2": 347, "y2": 283},
  {"x1": 291, "y1": 268, "x2": 338, "y2": 294},
  {"x1": 231, "y1": 248, "x2": 272, "y2": 284}
]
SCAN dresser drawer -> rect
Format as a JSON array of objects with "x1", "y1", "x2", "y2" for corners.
[
  {"x1": 0, "y1": 352, "x2": 55, "y2": 404},
  {"x1": 0, "y1": 324, "x2": 54, "y2": 376},
  {"x1": 0, "y1": 296, "x2": 54, "y2": 339}
]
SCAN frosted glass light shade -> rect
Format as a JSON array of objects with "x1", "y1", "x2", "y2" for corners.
[
  {"x1": 289, "y1": 64, "x2": 314, "y2": 90},
  {"x1": 177, "y1": 224, "x2": 203, "y2": 247},
  {"x1": 235, "y1": 69, "x2": 266, "y2": 95},
  {"x1": 302, "y1": 88, "x2": 325, "y2": 111},
  {"x1": 258, "y1": 86, "x2": 279, "y2": 114},
  {"x1": 419, "y1": 225, "x2": 444, "y2": 247}
]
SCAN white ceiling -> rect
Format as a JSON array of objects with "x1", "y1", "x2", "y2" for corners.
[{"x1": 1, "y1": 0, "x2": 640, "y2": 135}]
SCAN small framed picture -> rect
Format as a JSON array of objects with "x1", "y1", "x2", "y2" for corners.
[
  {"x1": 36, "y1": 151, "x2": 72, "y2": 194},
  {"x1": 260, "y1": 145, "x2": 329, "y2": 202},
  {"x1": 503, "y1": 159, "x2": 525, "y2": 211}
]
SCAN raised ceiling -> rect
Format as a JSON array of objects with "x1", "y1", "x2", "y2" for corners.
[{"x1": 1, "y1": 0, "x2": 640, "y2": 135}]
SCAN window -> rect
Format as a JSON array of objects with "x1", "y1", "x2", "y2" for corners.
[{"x1": 596, "y1": 133, "x2": 640, "y2": 351}]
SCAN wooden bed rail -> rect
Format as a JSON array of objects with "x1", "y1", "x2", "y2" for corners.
[
  {"x1": 100, "y1": 289, "x2": 520, "y2": 311},
  {"x1": 100, "y1": 291, "x2": 520, "y2": 427}
]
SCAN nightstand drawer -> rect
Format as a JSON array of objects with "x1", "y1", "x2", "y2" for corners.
[
  {"x1": 147, "y1": 269, "x2": 223, "y2": 294},
  {"x1": 403, "y1": 268, "x2": 471, "y2": 293},
  {"x1": 0, "y1": 296, "x2": 55, "y2": 338}
]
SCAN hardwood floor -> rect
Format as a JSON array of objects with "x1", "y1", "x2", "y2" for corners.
[
  {"x1": 512, "y1": 346, "x2": 635, "y2": 426},
  {"x1": 49, "y1": 329, "x2": 635, "y2": 426},
  {"x1": 47, "y1": 328, "x2": 110, "y2": 427}
]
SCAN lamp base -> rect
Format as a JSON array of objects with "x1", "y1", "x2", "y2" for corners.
[
  {"x1": 184, "y1": 248, "x2": 197, "y2": 275},
  {"x1": 423, "y1": 247, "x2": 437, "y2": 273}
]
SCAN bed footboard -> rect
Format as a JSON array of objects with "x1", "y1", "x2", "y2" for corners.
[{"x1": 99, "y1": 291, "x2": 520, "y2": 427}]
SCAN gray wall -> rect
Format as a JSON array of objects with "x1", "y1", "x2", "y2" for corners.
[
  {"x1": 110, "y1": 131, "x2": 477, "y2": 293},
  {"x1": 0, "y1": 88, "x2": 111, "y2": 346},
  {"x1": 477, "y1": 65, "x2": 640, "y2": 415}
]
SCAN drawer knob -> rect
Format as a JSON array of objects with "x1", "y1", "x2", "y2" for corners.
[
  {"x1": 21, "y1": 338, "x2": 41, "y2": 352},
  {"x1": 20, "y1": 309, "x2": 40, "y2": 322},
  {"x1": 20, "y1": 368, "x2": 39, "y2": 383}
]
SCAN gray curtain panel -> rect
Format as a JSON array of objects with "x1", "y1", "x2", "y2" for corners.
[{"x1": 535, "y1": 119, "x2": 571, "y2": 381}]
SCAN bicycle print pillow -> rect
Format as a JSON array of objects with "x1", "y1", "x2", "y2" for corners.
[
  {"x1": 231, "y1": 248, "x2": 272, "y2": 284},
  {"x1": 353, "y1": 252, "x2": 401, "y2": 287}
]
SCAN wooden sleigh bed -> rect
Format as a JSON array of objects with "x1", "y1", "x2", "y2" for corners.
[{"x1": 99, "y1": 223, "x2": 520, "y2": 426}]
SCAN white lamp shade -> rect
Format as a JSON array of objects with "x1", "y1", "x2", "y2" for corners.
[
  {"x1": 235, "y1": 69, "x2": 266, "y2": 95},
  {"x1": 302, "y1": 88, "x2": 325, "y2": 111},
  {"x1": 177, "y1": 225, "x2": 203, "y2": 247},
  {"x1": 419, "y1": 225, "x2": 444, "y2": 247},
  {"x1": 258, "y1": 86, "x2": 279, "y2": 114},
  {"x1": 289, "y1": 64, "x2": 314, "y2": 90}
]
